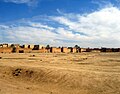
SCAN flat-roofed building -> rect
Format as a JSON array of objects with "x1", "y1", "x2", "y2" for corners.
[
  {"x1": 28, "y1": 44, "x2": 34, "y2": 49},
  {"x1": 33, "y1": 45, "x2": 44, "y2": 50},
  {"x1": 79, "y1": 48, "x2": 87, "y2": 52},
  {"x1": 0, "y1": 48, "x2": 12, "y2": 53},
  {"x1": 14, "y1": 44, "x2": 20, "y2": 48},
  {"x1": 3, "y1": 44, "x2": 8, "y2": 48},
  {"x1": 10, "y1": 44, "x2": 20, "y2": 48},
  {"x1": 71, "y1": 48, "x2": 77, "y2": 53},
  {"x1": 16, "y1": 48, "x2": 32, "y2": 53},
  {"x1": 0, "y1": 44, "x2": 3, "y2": 48},
  {"x1": 111, "y1": 48, "x2": 120, "y2": 52},
  {"x1": 39, "y1": 45, "x2": 44, "y2": 49},
  {"x1": 23, "y1": 44, "x2": 29, "y2": 48},
  {"x1": 50, "y1": 47, "x2": 61, "y2": 53},
  {"x1": 90, "y1": 48, "x2": 101, "y2": 52},
  {"x1": 68, "y1": 47, "x2": 72, "y2": 53},
  {"x1": 61, "y1": 47, "x2": 68, "y2": 53},
  {"x1": 39, "y1": 47, "x2": 50, "y2": 53},
  {"x1": 8, "y1": 44, "x2": 11, "y2": 47}
]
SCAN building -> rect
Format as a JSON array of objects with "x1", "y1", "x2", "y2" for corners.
[
  {"x1": 16, "y1": 48, "x2": 32, "y2": 53},
  {"x1": 101, "y1": 48, "x2": 113, "y2": 52},
  {"x1": 28, "y1": 44, "x2": 34, "y2": 49},
  {"x1": 50, "y1": 47, "x2": 61, "y2": 53},
  {"x1": 0, "y1": 44, "x2": 3, "y2": 48},
  {"x1": 0, "y1": 48, "x2": 12, "y2": 53},
  {"x1": 2, "y1": 44, "x2": 8, "y2": 48},
  {"x1": 68, "y1": 47, "x2": 72, "y2": 53},
  {"x1": 61, "y1": 47, "x2": 68, "y2": 53},
  {"x1": 79, "y1": 48, "x2": 87, "y2": 52},
  {"x1": 71, "y1": 48, "x2": 77, "y2": 53},
  {"x1": 90, "y1": 48, "x2": 101, "y2": 52},
  {"x1": 33, "y1": 45, "x2": 44, "y2": 50},
  {"x1": 23, "y1": 44, "x2": 29, "y2": 48},
  {"x1": 39, "y1": 47, "x2": 50, "y2": 53}
]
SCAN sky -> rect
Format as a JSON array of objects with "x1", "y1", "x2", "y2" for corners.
[{"x1": 0, "y1": 0, "x2": 120, "y2": 47}]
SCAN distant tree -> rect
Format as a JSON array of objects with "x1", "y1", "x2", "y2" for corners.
[
  {"x1": 10, "y1": 44, "x2": 14, "y2": 48},
  {"x1": 46, "y1": 45, "x2": 50, "y2": 49},
  {"x1": 74, "y1": 45, "x2": 80, "y2": 49},
  {"x1": 74, "y1": 45, "x2": 80, "y2": 53}
]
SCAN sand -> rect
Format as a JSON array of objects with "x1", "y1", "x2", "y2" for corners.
[{"x1": 0, "y1": 52, "x2": 120, "y2": 94}]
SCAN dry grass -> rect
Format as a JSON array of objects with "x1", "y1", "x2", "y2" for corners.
[{"x1": 0, "y1": 52, "x2": 120, "y2": 94}]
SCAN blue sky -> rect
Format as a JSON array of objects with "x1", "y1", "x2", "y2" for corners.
[
  {"x1": 0, "y1": 0, "x2": 120, "y2": 47},
  {"x1": 0, "y1": 0, "x2": 97, "y2": 22}
]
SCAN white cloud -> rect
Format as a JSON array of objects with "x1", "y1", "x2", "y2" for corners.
[
  {"x1": 51, "y1": 7, "x2": 120, "y2": 47},
  {"x1": 28, "y1": 22, "x2": 55, "y2": 30},
  {"x1": 91, "y1": 0, "x2": 113, "y2": 8},
  {"x1": 1, "y1": 6, "x2": 120, "y2": 47},
  {"x1": 0, "y1": 25, "x2": 9, "y2": 29},
  {"x1": 4, "y1": 24, "x2": 58, "y2": 44},
  {"x1": 3, "y1": 0, "x2": 38, "y2": 7}
]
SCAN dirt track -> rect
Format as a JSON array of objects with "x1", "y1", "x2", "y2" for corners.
[{"x1": 0, "y1": 52, "x2": 120, "y2": 94}]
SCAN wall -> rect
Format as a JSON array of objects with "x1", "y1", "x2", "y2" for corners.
[
  {"x1": 61, "y1": 47, "x2": 68, "y2": 53},
  {"x1": 39, "y1": 48, "x2": 50, "y2": 53},
  {"x1": 0, "y1": 48, "x2": 12, "y2": 53},
  {"x1": 72, "y1": 48, "x2": 77, "y2": 53},
  {"x1": 79, "y1": 48, "x2": 87, "y2": 52},
  {"x1": 50, "y1": 47, "x2": 61, "y2": 53},
  {"x1": 16, "y1": 48, "x2": 32, "y2": 53}
]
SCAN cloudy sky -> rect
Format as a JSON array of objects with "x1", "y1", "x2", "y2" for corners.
[{"x1": 0, "y1": 0, "x2": 120, "y2": 47}]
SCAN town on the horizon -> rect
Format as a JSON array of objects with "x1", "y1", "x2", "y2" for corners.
[{"x1": 0, "y1": 43, "x2": 120, "y2": 53}]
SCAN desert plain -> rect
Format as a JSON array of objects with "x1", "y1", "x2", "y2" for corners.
[{"x1": 0, "y1": 52, "x2": 120, "y2": 94}]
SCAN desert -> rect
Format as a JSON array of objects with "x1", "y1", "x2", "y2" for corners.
[
  {"x1": 0, "y1": 52, "x2": 120, "y2": 94},
  {"x1": 1, "y1": 0, "x2": 120, "y2": 94}
]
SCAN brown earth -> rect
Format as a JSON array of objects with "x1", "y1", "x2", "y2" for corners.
[{"x1": 0, "y1": 52, "x2": 120, "y2": 94}]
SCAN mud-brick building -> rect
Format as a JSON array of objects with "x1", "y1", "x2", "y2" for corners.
[
  {"x1": 118, "y1": 48, "x2": 120, "y2": 52},
  {"x1": 16, "y1": 48, "x2": 32, "y2": 53},
  {"x1": 0, "y1": 44, "x2": 12, "y2": 53},
  {"x1": 23, "y1": 44, "x2": 29, "y2": 48},
  {"x1": 38, "y1": 47, "x2": 50, "y2": 53},
  {"x1": 61, "y1": 47, "x2": 68, "y2": 53},
  {"x1": 79, "y1": 48, "x2": 87, "y2": 52},
  {"x1": 33, "y1": 45, "x2": 44, "y2": 50},
  {"x1": 101, "y1": 48, "x2": 113, "y2": 52},
  {"x1": 67, "y1": 47, "x2": 72, "y2": 53},
  {"x1": 68, "y1": 47, "x2": 77, "y2": 53},
  {"x1": 2, "y1": 44, "x2": 8, "y2": 48},
  {"x1": 28, "y1": 45, "x2": 34, "y2": 49},
  {"x1": 22, "y1": 44, "x2": 34, "y2": 49},
  {"x1": 111, "y1": 48, "x2": 120, "y2": 52},
  {"x1": 0, "y1": 44, "x2": 2, "y2": 48},
  {"x1": 87, "y1": 48, "x2": 101, "y2": 52},
  {"x1": 50, "y1": 47, "x2": 61, "y2": 53},
  {"x1": 91, "y1": 49, "x2": 101, "y2": 52},
  {"x1": 0, "y1": 48, "x2": 12, "y2": 53},
  {"x1": 14, "y1": 44, "x2": 20, "y2": 48},
  {"x1": 71, "y1": 48, "x2": 77, "y2": 53},
  {"x1": 67, "y1": 47, "x2": 76, "y2": 53}
]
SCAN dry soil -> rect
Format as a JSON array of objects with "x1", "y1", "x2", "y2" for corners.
[{"x1": 0, "y1": 52, "x2": 120, "y2": 94}]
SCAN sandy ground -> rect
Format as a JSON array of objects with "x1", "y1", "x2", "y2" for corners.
[{"x1": 0, "y1": 52, "x2": 120, "y2": 94}]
